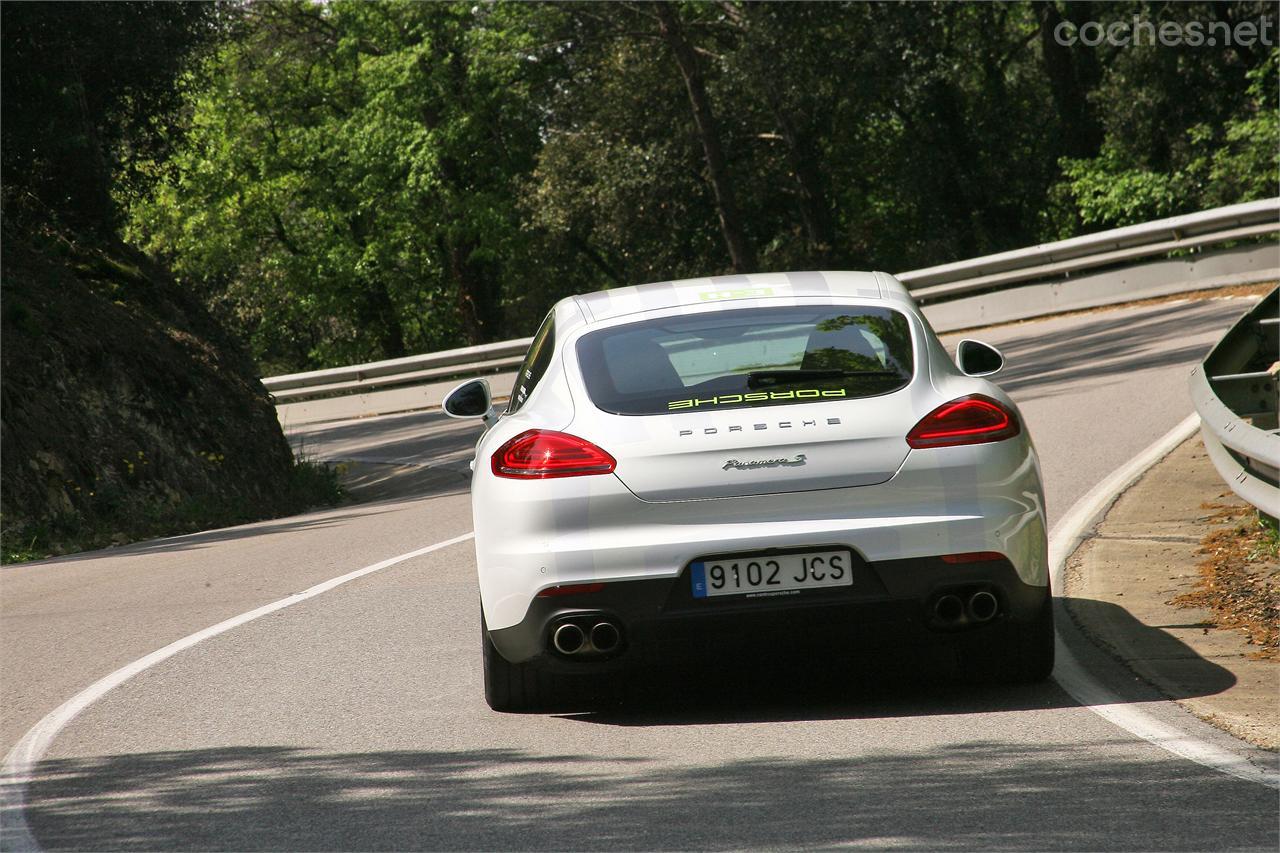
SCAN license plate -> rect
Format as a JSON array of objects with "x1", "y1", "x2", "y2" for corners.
[{"x1": 690, "y1": 549, "x2": 853, "y2": 599}]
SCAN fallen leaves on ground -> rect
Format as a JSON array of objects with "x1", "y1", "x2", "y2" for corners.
[{"x1": 1171, "y1": 503, "x2": 1279, "y2": 660}]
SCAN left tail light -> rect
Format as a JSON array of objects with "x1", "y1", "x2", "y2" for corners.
[
  {"x1": 491, "y1": 429, "x2": 617, "y2": 478},
  {"x1": 907, "y1": 394, "x2": 1021, "y2": 448}
]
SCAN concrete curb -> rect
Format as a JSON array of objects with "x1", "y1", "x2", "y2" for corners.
[{"x1": 1064, "y1": 434, "x2": 1278, "y2": 751}]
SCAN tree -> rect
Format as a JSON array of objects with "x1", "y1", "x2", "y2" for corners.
[
  {"x1": 1054, "y1": 3, "x2": 1277, "y2": 227},
  {"x1": 717, "y1": 1, "x2": 839, "y2": 266},
  {"x1": 125, "y1": 1, "x2": 1276, "y2": 372},
  {"x1": 1, "y1": 1, "x2": 219, "y2": 232},
  {"x1": 1, "y1": 1, "x2": 324, "y2": 559},
  {"x1": 130, "y1": 1, "x2": 554, "y2": 369},
  {"x1": 653, "y1": 2, "x2": 757, "y2": 273},
  {"x1": 1058, "y1": 46, "x2": 1278, "y2": 227}
]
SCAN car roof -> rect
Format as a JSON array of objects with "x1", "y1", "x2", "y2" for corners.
[{"x1": 565, "y1": 271, "x2": 910, "y2": 333}]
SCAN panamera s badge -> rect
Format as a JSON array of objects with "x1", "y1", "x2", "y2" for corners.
[{"x1": 722, "y1": 454, "x2": 807, "y2": 471}]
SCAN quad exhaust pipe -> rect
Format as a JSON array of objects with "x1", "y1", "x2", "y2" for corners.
[
  {"x1": 551, "y1": 618, "x2": 623, "y2": 656},
  {"x1": 968, "y1": 590, "x2": 999, "y2": 623},
  {"x1": 933, "y1": 593, "x2": 965, "y2": 624},
  {"x1": 552, "y1": 623, "x2": 586, "y2": 655},
  {"x1": 590, "y1": 621, "x2": 621, "y2": 653},
  {"x1": 931, "y1": 589, "x2": 1000, "y2": 627}
]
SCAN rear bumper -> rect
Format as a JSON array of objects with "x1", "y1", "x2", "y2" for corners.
[
  {"x1": 474, "y1": 438, "x2": 1048, "y2": 632},
  {"x1": 489, "y1": 553, "x2": 1050, "y2": 667}
]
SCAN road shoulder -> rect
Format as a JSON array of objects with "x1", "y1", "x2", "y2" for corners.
[{"x1": 1065, "y1": 434, "x2": 1278, "y2": 751}]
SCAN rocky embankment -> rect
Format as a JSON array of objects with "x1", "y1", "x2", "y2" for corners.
[{"x1": 1, "y1": 223, "x2": 331, "y2": 560}]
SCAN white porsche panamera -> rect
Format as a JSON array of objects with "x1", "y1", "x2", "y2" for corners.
[{"x1": 444, "y1": 271, "x2": 1053, "y2": 711}]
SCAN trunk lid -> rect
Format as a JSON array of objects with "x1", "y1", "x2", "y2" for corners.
[{"x1": 586, "y1": 396, "x2": 915, "y2": 502}]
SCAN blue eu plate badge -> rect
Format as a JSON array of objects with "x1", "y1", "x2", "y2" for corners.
[{"x1": 691, "y1": 562, "x2": 708, "y2": 599}]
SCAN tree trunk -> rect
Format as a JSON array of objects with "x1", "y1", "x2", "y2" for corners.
[
  {"x1": 727, "y1": 4, "x2": 835, "y2": 265},
  {"x1": 765, "y1": 90, "x2": 835, "y2": 265},
  {"x1": 654, "y1": 3, "x2": 757, "y2": 273},
  {"x1": 570, "y1": 233, "x2": 624, "y2": 285},
  {"x1": 361, "y1": 280, "x2": 407, "y2": 359},
  {"x1": 1038, "y1": 3, "x2": 1102, "y2": 159},
  {"x1": 448, "y1": 238, "x2": 502, "y2": 345}
]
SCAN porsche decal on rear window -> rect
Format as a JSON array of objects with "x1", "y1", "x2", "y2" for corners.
[{"x1": 667, "y1": 389, "x2": 848, "y2": 410}]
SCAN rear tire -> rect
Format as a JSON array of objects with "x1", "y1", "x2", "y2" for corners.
[
  {"x1": 481, "y1": 612, "x2": 560, "y2": 712},
  {"x1": 1010, "y1": 589, "x2": 1055, "y2": 683},
  {"x1": 960, "y1": 588, "x2": 1055, "y2": 684},
  {"x1": 481, "y1": 612, "x2": 625, "y2": 712}
]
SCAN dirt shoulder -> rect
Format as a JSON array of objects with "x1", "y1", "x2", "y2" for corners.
[{"x1": 1064, "y1": 434, "x2": 1278, "y2": 751}]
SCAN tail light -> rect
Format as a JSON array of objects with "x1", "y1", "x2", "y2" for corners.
[
  {"x1": 491, "y1": 429, "x2": 616, "y2": 478},
  {"x1": 907, "y1": 394, "x2": 1020, "y2": 448}
]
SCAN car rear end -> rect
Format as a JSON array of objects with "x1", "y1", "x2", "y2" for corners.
[{"x1": 473, "y1": 278, "x2": 1051, "y2": 696}]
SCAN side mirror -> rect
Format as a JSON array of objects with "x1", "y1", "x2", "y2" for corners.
[
  {"x1": 956, "y1": 339, "x2": 1004, "y2": 377},
  {"x1": 443, "y1": 378, "x2": 494, "y2": 422}
]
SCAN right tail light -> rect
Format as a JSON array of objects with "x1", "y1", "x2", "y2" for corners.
[{"x1": 906, "y1": 394, "x2": 1021, "y2": 448}]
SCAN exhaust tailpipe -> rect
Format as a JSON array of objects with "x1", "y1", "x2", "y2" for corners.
[
  {"x1": 934, "y1": 594, "x2": 964, "y2": 624},
  {"x1": 590, "y1": 621, "x2": 621, "y2": 653},
  {"x1": 968, "y1": 590, "x2": 999, "y2": 622},
  {"x1": 552, "y1": 623, "x2": 586, "y2": 655}
]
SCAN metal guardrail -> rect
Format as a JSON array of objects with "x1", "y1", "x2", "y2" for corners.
[
  {"x1": 1189, "y1": 286, "x2": 1280, "y2": 519},
  {"x1": 264, "y1": 199, "x2": 1280, "y2": 402},
  {"x1": 899, "y1": 198, "x2": 1278, "y2": 300},
  {"x1": 264, "y1": 338, "x2": 533, "y2": 403}
]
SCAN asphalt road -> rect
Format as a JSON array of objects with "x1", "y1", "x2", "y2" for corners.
[{"x1": 2, "y1": 295, "x2": 1277, "y2": 850}]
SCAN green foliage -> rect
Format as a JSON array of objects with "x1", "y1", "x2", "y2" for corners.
[
  {"x1": 129, "y1": 1, "x2": 558, "y2": 371},
  {"x1": 288, "y1": 458, "x2": 346, "y2": 511},
  {"x1": 1202, "y1": 50, "x2": 1280, "y2": 206},
  {"x1": 123, "y1": 1, "x2": 1278, "y2": 373},
  {"x1": 1059, "y1": 144, "x2": 1186, "y2": 226},
  {"x1": 1253, "y1": 511, "x2": 1279, "y2": 561},
  {"x1": 1054, "y1": 38, "x2": 1274, "y2": 227},
  {"x1": 1, "y1": 522, "x2": 43, "y2": 564}
]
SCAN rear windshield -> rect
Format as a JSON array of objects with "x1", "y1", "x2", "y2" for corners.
[{"x1": 576, "y1": 306, "x2": 914, "y2": 415}]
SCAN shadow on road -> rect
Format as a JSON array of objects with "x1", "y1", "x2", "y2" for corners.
[
  {"x1": 21, "y1": 737, "x2": 1274, "y2": 850},
  {"x1": 566, "y1": 668, "x2": 1072, "y2": 727},
  {"x1": 335, "y1": 460, "x2": 471, "y2": 503},
  {"x1": 1063, "y1": 596, "x2": 1239, "y2": 701},
  {"x1": 556, "y1": 596, "x2": 1235, "y2": 728},
  {"x1": 284, "y1": 407, "x2": 478, "y2": 503},
  {"x1": 978, "y1": 300, "x2": 1243, "y2": 402},
  {"x1": 15, "y1": 601, "x2": 1267, "y2": 850}
]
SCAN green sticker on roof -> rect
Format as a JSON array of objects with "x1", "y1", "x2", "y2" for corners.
[{"x1": 698, "y1": 287, "x2": 774, "y2": 301}]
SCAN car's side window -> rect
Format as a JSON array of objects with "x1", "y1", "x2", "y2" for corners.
[{"x1": 507, "y1": 311, "x2": 555, "y2": 414}]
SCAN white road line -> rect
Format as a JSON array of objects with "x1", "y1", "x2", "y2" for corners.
[
  {"x1": 0, "y1": 532, "x2": 475, "y2": 852},
  {"x1": 1048, "y1": 413, "x2": 1279, "y2": 790}
]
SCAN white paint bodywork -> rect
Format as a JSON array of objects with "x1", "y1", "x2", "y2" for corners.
[{"x1": 466, "y1": 272, "x2": 1048, "y2": 632}]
